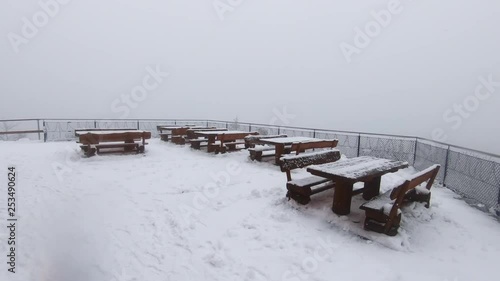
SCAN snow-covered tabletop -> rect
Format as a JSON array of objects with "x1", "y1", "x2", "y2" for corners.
[
  {"x1": 195, "y1": 130, "x2": 248, "y2": 136},
  {"x1": 259, "y1": 136, "x2": 323, "y2": 145},
  {"x1": 76, "y1": 130, "x2": 147, "y2": 135},
  {"x1": 157, "y1": 126, "x2": 183, "y2": 131},
  {"x1": 308, "y1": 156, "x2": 409, "y2": 181}
]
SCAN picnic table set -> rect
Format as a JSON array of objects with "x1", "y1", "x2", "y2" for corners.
[{"x1": 73, "y1": 126, "x2": 441, "y2": 236}]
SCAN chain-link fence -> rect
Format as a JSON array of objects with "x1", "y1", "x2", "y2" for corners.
[{"x1": 1, "y1": 118, "x2": 499, "y2": 216}]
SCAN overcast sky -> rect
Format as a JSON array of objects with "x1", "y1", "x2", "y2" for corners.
[{"x1": 1, "y1": 0, "x2": 499, "y2": 154}]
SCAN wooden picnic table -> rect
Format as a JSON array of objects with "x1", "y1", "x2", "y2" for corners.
[
  {"x1": 259, "y1": 137, "x2": 330, "y2": 165},
  {"x1": 194, "y1": 130, "x2": 250, "y2": 142},
  {"x1": 74, "y1": 128, "x2": 137, "y2": 137},
  {"x1": 193, "y1": 130, "x2": 258, "y2": 152},
  {"x1": 157, "y1": 125, "x2": 183, "y2": 133},
  {"x1": 157, "y1": 125, "x2": 209, "y2": 134},
  {"x1": 76, "y1": 130, "x2": 151, "y2": 156},
  {"x1": 161, "y1": 126, "x2": 217, "y2": 143},
  {"x1": 186, "y1": 127, "x2": 226, "y2": 139},
  {"x1": 307, "y1": 156, "x2": 409, "y2": 215}
]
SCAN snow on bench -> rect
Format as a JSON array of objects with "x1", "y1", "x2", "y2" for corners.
[
  {"x1": 360, "y1": 164, "x2": 441, "y2": 236},
  {"x1": 279, "y1": 150, "x2": 341, "y2": 205}
]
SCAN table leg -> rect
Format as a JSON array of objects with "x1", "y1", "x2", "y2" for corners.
[
  {"x1": 275, "y1": 144, "x2": 284, "y2": 165},
  {"x1": 332, "y1": 180, "x2": 353, "y2": 215},
  {"x1": 363, "y1": 176, "x2": 382, "y2": 200}
]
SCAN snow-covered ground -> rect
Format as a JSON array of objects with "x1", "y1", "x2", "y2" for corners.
[{"x1": 0, "y1": 139, "x2": 499, "y2": 281}]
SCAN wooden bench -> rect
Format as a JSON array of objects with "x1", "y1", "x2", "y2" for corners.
[
  {"x1": 81, "y1": 142, "x2": 147, "y2": 155},
  {"x1": 77, "y1": 131, "x2": 151, "y2": 157},
  {"x1": 360, "y1": 164, "x2": 441, "y2": 236},
  {"x1": 209, "y1": 132, "x2": 259, "y2": 154},
  {"x1": 185, "y1": 127, "x2": 221, "y2": 140},
  {"x1": 75, "y1": 128, "x2": 137, "y2": 138},
  {"x1": 244, "y1": 134, "x2": 287, "y2": 148},
  {"x1": 170, "y1": 128, "x2": 190, "y2": 144},
  {"x1": 289, "y1": 139, "x2": 339, "y2": 154},
  {"x1": 249, "y1": 145, "x2": 278, "y2": 161},
  {"x1": 190, "y1": 138, "x2": 209, "y2": 150},
  {"x1": 279, "y1": 150, "x2": 341, "y2": 205},
  {"x1": 159, "y1": 133, "x2": 170, "y2": 141}
]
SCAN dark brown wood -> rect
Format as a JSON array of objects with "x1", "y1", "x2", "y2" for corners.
[
  {"x1": 171, "y1": 136, "x2": 186, "y2": 145},
  {"x1": 78, "y1": 131, "x2": 151, "y2": 145},
  {"x1": 259, "y1": 137, "x2": 336, "y2": 165},
  {"x1": 195, "y1": 131, "x2": 259, "y2": 153},
  {"x1": 190, "y1": 139, "x2": 208, "y2": 150},
  {"x1": 248, "y1": 146, "x2": 275, "y2": 161},
  {"x1": 77, "y1": 130, "x2": 151, "y2": 156},
  {"x1": 307, "y1": 156, "x2": 409, "y2": 215},
  {"x1": 244, "y1": 134, "x2": 287, "y2": 148},
  {"x1": 333, "y1": 180, "x2": 354, "y2": 215},
  {"x1": 279, "y1": 150, "x2": 341, "y2": 205},
  {"x1": 290, "y1": 140, "x2": 339, "y2": 154},
  {"x1": 360, "y1": 165, "x2": 441, "y2": 236},
  {"x1": 275, "y1": 144, "x2": 285, "y2": 164},
  {"x1": 75, "y1": 128, "x2": 136, "y2": 137},
  {"x1": 187, "y1": 128, "x2": 224, "y2": 139},
  {"x1": 307, "y1": 156, "x2": 409, "y2": 183},
  {"x1": 363, "y1": 176, "x2": 381, "y2": 200}
]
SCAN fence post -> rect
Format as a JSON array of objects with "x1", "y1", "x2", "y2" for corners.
[
  {"x1": 313, "y1": 129, "x2": 316, "y2": 138},
  {"x1": 94, "y1": 120, "x2": 97, "y2": 128},
  {"x1": 249, "y1": 124, "x2": 252, "y2": 132},
  {"x1": 497, "y1": 190, "x2": 500, "y2": 216},
  {"x1": 137, "y1": 120, "x2": 140, "y2": 130},
  {"x1": 357, "y1": 134, "x2": 361, "y2": 157},
  {"x1": 37, "y1": 119, "x2": 41, "y2": 140},
  {"x1": 442, "y1": 146, "x2": 451, "y2": 185},
  {"x1": 413, "y1": 138, "x2": 418, "y2": 165},
  {"x1": 43, "y1": 120, "x2": 47, "y2": 142},
  {"x1": 278, "y1": 127, "x2": 281, "y2": 135}
]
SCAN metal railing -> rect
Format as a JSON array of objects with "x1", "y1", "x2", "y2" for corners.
[{"x1": 1, "y1": 118, "x2": 499, "y2": 216}]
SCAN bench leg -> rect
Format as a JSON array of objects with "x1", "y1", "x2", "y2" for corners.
[
  {"x1": 363, "y1": 176, "x2": 381, "y2": 200},
  {"x1": 286, "y1": 191, "x2": 311, "y2": 205},
  {"x1": 85, "y1": 146, "x2": 96, "y2": 157},
  {"x1": 332, "y1": 180, "x2": 353, "y2": 215},
  {"x1": 124, "y1": 140, "x2": 135, "y2": 152},
  {"x1": 207, "y1": 144, "x2": 215, "y2": 153},
  {"x1": 274, "y1": 145, "x2": 284, "y2": 165},
  {"x1": 256, "y1": 151, "x2": 263, "y2": 161}
]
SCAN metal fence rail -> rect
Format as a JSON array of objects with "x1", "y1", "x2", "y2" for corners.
[{"x1": 1, "y1": 118, "x2": 499, "y2": 216}]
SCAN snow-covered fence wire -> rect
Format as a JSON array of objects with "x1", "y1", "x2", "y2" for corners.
[
  {"x1": 0, "y1": 119, "x2": 43, "y2": 141},
  {"x1": 1, "y1": 118, "x2": 499, "y2": 216}
]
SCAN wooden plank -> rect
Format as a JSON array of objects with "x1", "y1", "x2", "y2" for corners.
[
  {"x1": 79, "y1": 131, "x2": 151, "y2": 144},
  {"x1": 307, "y1": 156, "x2": 409, "y2": 182}
]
